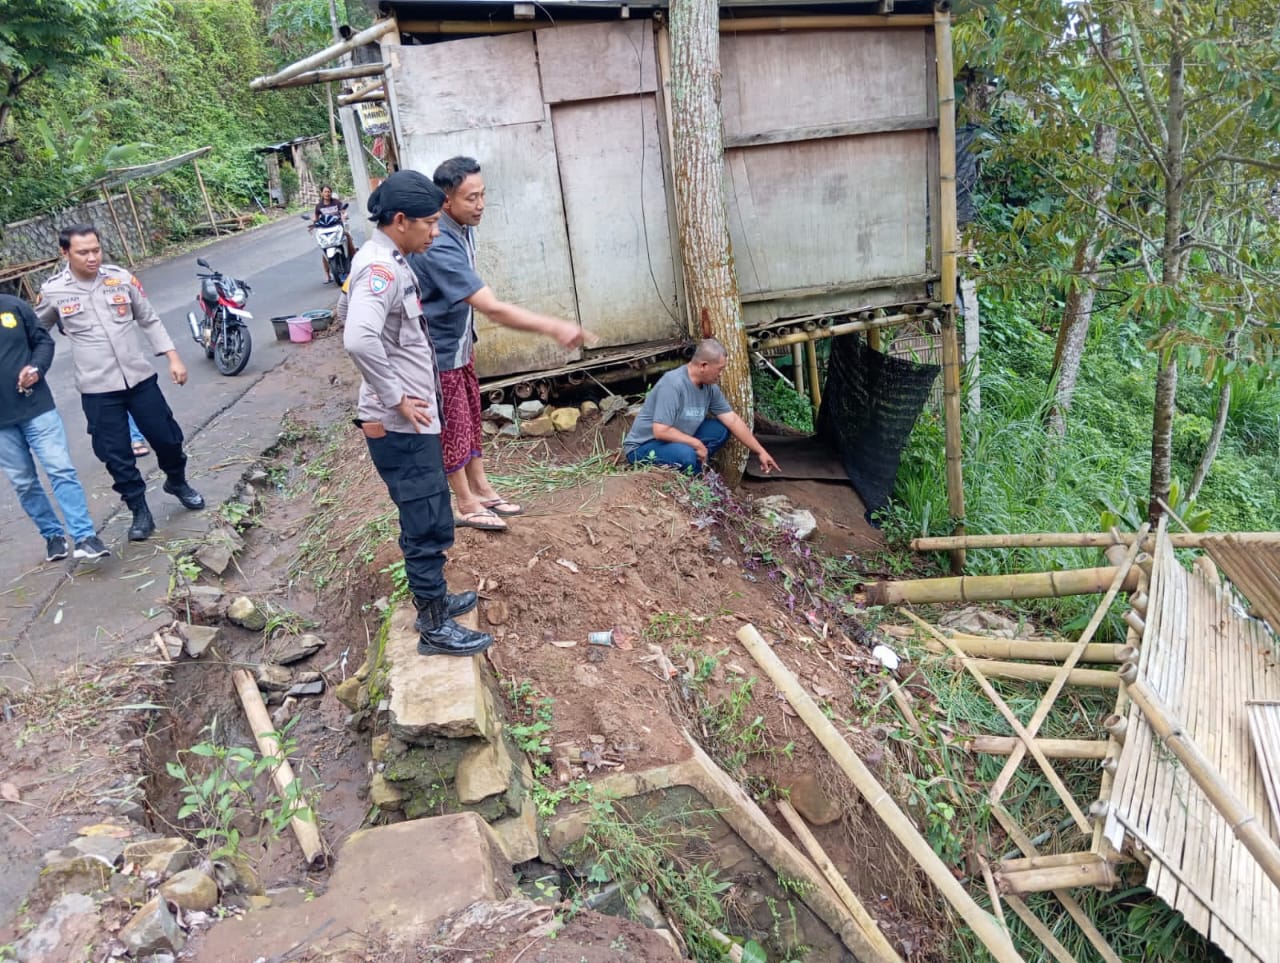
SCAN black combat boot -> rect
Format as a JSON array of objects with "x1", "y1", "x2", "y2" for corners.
[
  {"x1": 414, "y1": 591, "x2": 477, "y2": 632},
  {"x1": 415, "y1": 596, "x2": 493, "y2": 657},
  {"x1": 163, "y1": 478, "x2": 205, "y2": 510},
  {"x1": 127, "y1": 498, "x2": 156, "y2": 542}
]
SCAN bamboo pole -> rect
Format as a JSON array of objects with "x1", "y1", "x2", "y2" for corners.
[
  {"x1": 864, "y1": 566, "x2": 1140, "y2": 605},
  {"x1": 791, "y1": 344, "x2": 806, "y2": 396},
  {"x1": 250, "y1": 19, "x2": 396, "y2": 90},
  {"x1": 719, "y1": 14, "x2": 934, "y2": 31},
  {"x1": 191, "y1": 159, "x2": 219, "y2": 237},
  {"x1": 947, "y1": 660, "x2": 1119, "y2": 689},
  {"x1": 272, "y1": 63, "x2": 386, "y2": 91},
  {"x1": 910, "y1": 531, "x2": 1280, "y2": 551},
  {"x1": 997, "y1": 861, "x2": 1118, "y2": 894},
  {"x1": 925, "y1": 638, "x2": 1125, "y2": 663},
  {"x1": 805, "y1": 338, "x2": 822, "y2": 412},
  {"x1": 735, "y1": 624, "x2": 1027, "y2": 963},
  {"x1": 1003, "y1": 895, "x2": 1080, "y2": 963},
  {"x1": 123, "y1": 184, "x2": 148, "y2": 258},
  {"x1": 231, "y1": 669, "x2": 326, "y2": 870},
  {"x1": 775, "y1": 800, "x2": 905, "y2": 963},
  {"x1": 903, "y1": 612, "x2": 1092, "y2": 833},
  {"x1": 999, "y1": 851, "x2": 1112, "y2": 872},
  {"x1": 751, "y1": 311, "x2": 934, "y2": 350},
  {"x1": 1119, "y1": 663, "x2": 1280, "y2": 890},
  {"x1": 100, "y1": 188, "x2": 135, "y2": 267},
  {"x1": 977, "y1": 854, "x2": 1010, "y2": 935},
  {"x1": 886, "y1": 677, "x2": 923, "y2": 736},
  {"x1": 867, "y1": 328, "x2": 883, "y2": 352},
  {"x1": 967, "y1": 736, "x2": 1111, "y2": 760}
]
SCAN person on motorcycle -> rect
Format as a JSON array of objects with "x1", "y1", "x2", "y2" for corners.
[{"x1": 311, "y1": 185, "x2": 357, "y2": 284}]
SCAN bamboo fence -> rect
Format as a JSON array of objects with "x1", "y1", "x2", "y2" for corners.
[{"x1": 1100, "y1": 528, "x2": 1280, "y2": 963}]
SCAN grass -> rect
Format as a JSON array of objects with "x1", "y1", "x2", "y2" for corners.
[{"x1": 485, "y1": 439, "x2": 627, "y2": 504}]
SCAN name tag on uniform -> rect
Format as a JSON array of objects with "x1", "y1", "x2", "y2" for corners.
[
  {"x1": 402, "y1": 293, "x2": 422, "y2": 318},
  {"x1": 104, "y1": 278, "x2": 123, "y2": 286}
]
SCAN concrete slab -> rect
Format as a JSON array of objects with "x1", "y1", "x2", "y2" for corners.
[{"x1": 385, "y1": 605, "x2": 492, "y2": 741}]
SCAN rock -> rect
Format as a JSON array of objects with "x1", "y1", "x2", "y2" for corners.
[
  {"x1": 156, "y1": 630, "x2": 183, "y2": 660},
  {"x1": 516, "y1": 400, "x2": 545, "y2": 419},
  {"x1": 754, "y1": 494, "x2": 794, "y2": 514},
  {"x1": 286, "y1": 679, "x2": 325, "y2": 698},
  {"x1": 498, "y1": 423, "x2": 520, "y2": 438},
  {"x1": 245, "y1": 894, "x2": 273, "y2": 912},
  {"x1": 371, "y1": 734, "x2": 391, "y2": 761},
  {"x1": 195, "y1": 530, "x2": 244, "y2": 576},
  {"x1": 783, "y1": 772, "x2": 842, "y2": 826},
  {"x1": 210, "y1": 855, "x2": 264, "y2": 899},
  {"x1": 334, "y1": 676, "x2": 364, "y2": 711},
  {"x1": 484, "y1": 600, "x2": 508, "y2": 626},
  {"x1": 629, "y1": 891, "x2": 667, "y2": 930},
  {"x1": 384, "y1": 606, "x2": 495, "y2": 740},
  {"x1": 518, "y1": 415, "x2": 555, "y2": 437},
  {"x1": 160, "y1": 869, "x2": 219, "y2": 912},
  {"x1": 599, "y1": 395, "x2": 629, "y2": 413},
  {"x1": 31, "y1": 856, "x2": 113, "y2": 904},
  {"x1": 14, "y1": 893, "x2": 99, "y2": 963},
  {"x1": 41, "y1": 834, "x2": 125, "y2": 868},
  {"x1": 180, "y1": 623, "x2": 222, "y2": 659},
  {"x1": 254, "y1": 663, "x2": 293, "y2": 692},
  {"x1": 484, "y1": 404, "x2": 515, "y2": 424},
  {"x1": 550, "y1": 407, "x2": 580, "y2": 432},
  {"x1": 122, "y1": 838, "x2": 194, "y2": 877},
  {"x1": 370, "y1": 773, "x2": 406, "y2": 810},
  {"x1": 491, "y1": 793, "x2": 540, "y2": 865},
  {"x1": 270, "y1": 696, "x2": 298, "y2": 729},
  {"x1": 227, "y1": 596, "x2": 267, "y2": 631},
  {"x1": 106, "y1": 872, "x2": 149, "y2": 906},
  {"x1": 176, "y1": 584, "x2": 225, "y2": 620},
  {"x1": 248, "y1": 468, "x2": 270, "y2": 486},
  {"x1": 118, "y1": 897, "x2": 185, "y2": 956},
  {"x1": 456, "y1": 737, "x2": 515, "y2": 805},
  {"x1": 482, "y1": 421, "x2": 499, "y2": 436},
  {"x1": 785, "y1": 509, "x2": 818, "y2": 540},
  {"x1": 269, "y1": 633, "x2": 325, "y2": 665},
  {"x1": 753, "y1": 496, "x2": 816, "y2": 539},
  {"x1": 579, "y1": 400, "x2": 599, "y2": 417}
]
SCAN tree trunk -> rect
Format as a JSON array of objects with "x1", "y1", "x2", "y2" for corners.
[
  {"x1": 669, "y1": 0, "x2": 751, "y2": 485},
  {"x1": 1188, "y1": 379, "x2": 1229, "y2": 503},
  {"x1": 1048, "y1": 27, "x2": 1117, "y2": 437}
]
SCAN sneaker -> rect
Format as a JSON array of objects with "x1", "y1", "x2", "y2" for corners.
[
  {"x1": 74, "y1": 536, "x2": 111, "y2": 560},
  {"x1": 45, "y1": 535, "x2": 69, "y2": 562}
]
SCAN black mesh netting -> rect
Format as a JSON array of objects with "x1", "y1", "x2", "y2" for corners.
[{"x1": 815, "y1": 333, "x2": 941, "y2": 521}]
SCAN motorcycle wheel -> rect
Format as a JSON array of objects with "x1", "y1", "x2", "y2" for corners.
[
  {"x1": 331, "y1": 250, "x2": 349, "y2": 286},
  {"x1": 214, "y1": 324, "x2": 252, "y2": 376}
]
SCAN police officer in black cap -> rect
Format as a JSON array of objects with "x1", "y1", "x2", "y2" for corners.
[{"x1": 343, "y1": 170, "x2": 492, "y2": 657}]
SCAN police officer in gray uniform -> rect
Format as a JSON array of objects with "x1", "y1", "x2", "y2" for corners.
[
  {"x1": 35, "y1": 224, "x2": 204, "y2": 542},
  {"x1": 342, "y1": 171, "x2": 492, "y2": 658}
]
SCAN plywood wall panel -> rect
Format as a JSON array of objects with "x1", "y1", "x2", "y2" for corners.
[{"x1": 537, "y1": 20, "x2": 657, "y2": 104}]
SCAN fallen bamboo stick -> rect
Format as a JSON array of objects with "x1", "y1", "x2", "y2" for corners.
[
  {"x1": 735, "y1": 625, "x2": 1027, "y2": 963},
  {"x1": 977, "y1": 854, "x2": 1010, "y2": 935},
  {"x1": 911, "y1": 531, "x2": 1280, "y2": 552},
  {"x1": 999, "y1": 851, "x2": 1114, "y2": 872},
  {"x1": 231, "y1": 669, "x2": 326, "y2": 870},
  {"x1": 967, "y1": 736, "x2": 1110, "y2": 760},
  {"x1": 775, "y1": 800, "x2": 906, "y2": 963},
  {"x1": 864, "y1": 566, "x2": 1139, "y2": 605},
  {"x1": 903, "y1": 612, "x2": 1093, "y2": 834},
  {"x1": 997, "y1": 860, "x2": 1117, "y2": 894},
  {"x1": 1003, "y1": 894, "x2": 1079, "y2": 963},
  {"x1": 926, "y1": 638, "x2": 1125, "y2": 663},
  {"x1": 1119, "y1": 664, "x2": 1280, "y2": 890},
  {"x1": 886, "y1": 677, "x2": 923, "y2": 736},
  {"x1": 947, "y1": 660, "x2": 1119, "y2": 689}
]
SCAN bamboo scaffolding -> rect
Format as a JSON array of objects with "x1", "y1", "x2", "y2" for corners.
[
  {"x1": 1120, "y1": 663, "x2": 1280, "y2": 891},
  {"x1": 736, "y1": 624, "x2": 1027, "y2": 963},
  {"x1": 904, "y1": 612, "x2": 1092, "y2": 833},
  {"x1": 911, "y1": 531, "x2": 1280, "y2": 552},
  {"x1": 231, "y1": 669, "x2": 326, "y2": 870},
  {"x1": 864, "y1": 566, "x2": 1140, "y2": 605},
  {"x1": 775, "y1": 800, "x2": 906, "y2": 963},
  {"x1": 250, "y1": 19, "x2": 396, "y2": 90},
  {"x1": 928, "y1": 637, "x2": 1125, "y2": 663},
  {"x1": 945, "y1": 660, "x2": 1119, "y2": 689},
  {"x1": 968, "y1": 736, "x2": 1110, "y2": 760}
]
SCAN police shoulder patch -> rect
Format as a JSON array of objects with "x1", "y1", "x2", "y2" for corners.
[
  {"x1": 129, "y1": 275, "x2": 145, "y2": 296},
  {"x1": 0, "y1": 312, "x2": 16, "y2": 328},
  {"x1": 369, "y1": 265, "x2": 395, "y2": 296}
]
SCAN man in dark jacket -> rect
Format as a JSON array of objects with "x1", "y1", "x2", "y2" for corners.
[{"x1": 0, "y1": 293, "x2": 109, "y2": 562}]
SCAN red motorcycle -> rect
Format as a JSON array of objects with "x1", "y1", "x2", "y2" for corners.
[{"x1": 185, "y1": 257, "x2": 253, "y2": 376}]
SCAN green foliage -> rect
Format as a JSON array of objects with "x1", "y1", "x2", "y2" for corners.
[
  {"x1": 165, "y1": 716, "x2": 314, "y2": 860},
  {"x1": 752, "y1": 368, "x2": 814, "y2": 432}
]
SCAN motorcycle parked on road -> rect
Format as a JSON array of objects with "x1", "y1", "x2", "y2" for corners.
[
  {"x1": 186, "y1": 257, "x2": 253, "y2": 376},
  {"x1": 303, "y1": 203, "x2": 351, "y2": 285}
]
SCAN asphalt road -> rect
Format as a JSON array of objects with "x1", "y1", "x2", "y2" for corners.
[{"x1": 0, "y1": 214, "x2": 333, "y2": 591}]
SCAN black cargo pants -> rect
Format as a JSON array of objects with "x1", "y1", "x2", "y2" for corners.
[
  {"x1": 81, "y1": 374, "x2": 188, "y2": 506},
  {"x1": 365, "y1": 429, "x2": 454, "y2": 602}
]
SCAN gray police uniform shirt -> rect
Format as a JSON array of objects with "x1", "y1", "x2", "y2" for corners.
[
  {"x1": 35, "y1": 264, "x2": 176, "y2": 395},
  {"x1": 623, "y1": 366, "x2": 732, "y2": 455},
  {"x1": 343, "y1": 230, "x2": 442, "y2": 436},
  {"x1": 410, "y1": 211, "x2": 482, "y2": 372}
]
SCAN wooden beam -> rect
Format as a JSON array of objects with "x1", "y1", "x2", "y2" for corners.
[
  {"x1": 719, "y1": 15, "x2": 934, "y2": 31},
  {"x1": 397, "y1": 19, "x2": 542, "y2": 34},
  {"x1": 725, "y1": 113, "x2": 936, "y2": 150},
  {"x1": 251, "y1": 19, "x2": 396, "y2": 91},
  {"x1": 740, "y1": 272, "x2": 938, "y2": 304}
]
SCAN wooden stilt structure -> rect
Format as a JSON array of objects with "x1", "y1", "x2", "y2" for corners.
[
  {"x1": 192, "y1": 158, "x2": 219, "y2": 236},
  {"x1": 100, "y1": 188, "x2": 136, "y2": 267},
  {"x1": 123, "y1": 184, "x2": 148, "y2": 258}
]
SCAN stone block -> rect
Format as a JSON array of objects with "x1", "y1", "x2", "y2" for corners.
[
  {"x1": 456, "y1": 735, "x2": 514, "y2": 805},
  {"x1": 227, "y1": 596, "x2": 267, "y2": 631},
  {"x1": 370, "y1": 774, "x2": 406, "y2": 811},
  {"x1": 784, "y1": 772, "x2": 841, "y2": 826},
  {"x1": 181, "y1": 623, "x2": 221, "y2": 659},
  {"x1": 333, "y1": 676, "x2": 363, "y2": 711},
  {"x1": 14, "y1": 893, "x2": 99, "y2": 963},
  {"x1": 176, "y1": 584, "x2": 225, "y2": 621},
  {"x1": 518, "y1": 414, "x2": 555, "y2": 437},
  {"x1": 118, "y1": 897, "x2": 185, "y2": 956},
  {"x1": 385, "y1": 606, "x2": 491, "y2": 740},
  {"x1": 122, "y1": 837, "x2": 194, "y2": 877},
  {"x1": 579, "y1": 400, "x2": 599, "y2": 416},
  {"x1": 550, "y1": 407, "x2": 580, "y2": 432},
  {"x1": 195, "y1": 530, "x2": 243, "y2": 576},
  {"x1": 371, "y1": 733, "x2": 391, "y2": 761},
  {"x1": 491, "y1": 793, "x2": 540, "y2": 865},
  {"x1": 269, "y1": 633, "x2": 326, "y2": 665},
  {"x1": 159, "y1": 869, "x2": 219, "y2": 912},
  {"x1": 517, "y1": 400, "x2": 545, "y2": 419}
]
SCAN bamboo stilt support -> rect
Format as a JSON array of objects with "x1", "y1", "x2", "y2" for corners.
[
  {"x1": 997, "y1": 860, "x2": 1118, "y2": 894},
  {"x1": 948, "y1": 660, "x2": 1119, "y2": 689},
  {"x1": 926, "y1": 638, "x2": 1125, "y2": 663},
  {"x1": 1003, "y1": 895, "x2": 1080, "y2": 963},
  {"x1": 991, "y1": 807, "x2": 1125, "y2": 963},
  {"x1": 1102, "y1": 715, "x2": 1128, "y2": 742},
  {"x1": 736, "y1": 625, "x2": 1027, "y2": 963},
  {"x1": 911, "y1": 531, "x2": 1280, "y2": 552},
  {"x1": 1123, "y1": 610, "x2": 1146, "y2": 635},
  {"x1": 903, "y1": 612, "x2": 1092, "y2": 833},
  {"x1": 865, "y1": 566, "x2": 1140, "y2": 605},
  {"x1": 776, "y1": 800, "x2": 905, "y2": 963},
  {"x1": 192, "y1": 159, "x2": 219, "y2": 237},
  {"x1": 123, "y1": 184, "x2": 148, "y2": 258},
  {"x1": 791, "y1": 344, "x2": 805, "y2": 396},
  {"x1": 1119, "y1": 664, "x2": 1280, "y2": 890},
  {"x1": 867, "y1": 328, "x2": 883, "y2": 352},
  {"x1": 967, "y1": 736, "x2": 1110, "y2": 760},
  {"x1": 231, "y1": 669, "x2": 326, "y2": 869},
  {"x1": 100, "y1": 188, "x2": 135, "y2": 267},
  {"x1": 806, "y1": 338, "x2": 822, "y2": 412}
]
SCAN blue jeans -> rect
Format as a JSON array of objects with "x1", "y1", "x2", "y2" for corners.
[
  {"x1": 625, "y1": 418, "x2": 729, "y2": 474},
  {"x1": 0, "y1": 408, "x2": 96, "y2": 542}
]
